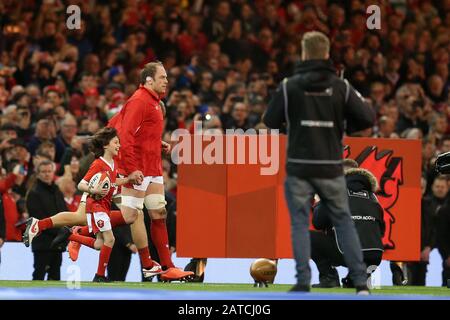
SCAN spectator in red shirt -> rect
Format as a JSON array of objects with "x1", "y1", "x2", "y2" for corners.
[
  {"x1": 349, "y1": 10, "x2": 367, "y2": 48},
  {"x1": 252, "y1": 27, "x2": 276, "y2": 72},
  {"x1": 68, "y1": 72, "x2": 99, "y2": 117},
  {"x1": 328, "y1": 4, "x2": 346, "y2": 40},
  {"x1": 0, "y1": 163, "x2": 26, "y2": 243},
  {"x1": 295, "y1": 5, "x2": 329, "y2": 36},
  {"x1": 177, "y1": 15, "x2": 208, "y2": 63},
  {"x1": 82, "y1": 88, "x2": 108, "y2": 125}
]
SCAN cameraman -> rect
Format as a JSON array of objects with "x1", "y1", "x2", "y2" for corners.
[
  {"x1": 263, "y1": 31, "x2": 375, "y2": 293},
  {"x1": 311, "y1": 160, "x2": 385, "y2": 288},
  {"x1": 434, "y1": 154, "x2": 450, "y2": 287}
]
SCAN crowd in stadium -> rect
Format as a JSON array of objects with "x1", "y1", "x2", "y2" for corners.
[{"x1": 0, "y1": 0, "x2": 449, "y2": 284}]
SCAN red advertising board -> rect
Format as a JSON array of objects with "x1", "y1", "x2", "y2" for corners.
[{"x1": 177, "y1": 135, "x2": 421, "y2": 261}]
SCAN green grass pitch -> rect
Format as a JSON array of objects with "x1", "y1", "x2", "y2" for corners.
[{"x1": 0, "y1": 281, "x2": 449, "y2": 296}]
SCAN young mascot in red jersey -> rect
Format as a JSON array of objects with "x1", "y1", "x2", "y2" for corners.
[
  {"x1": 24, "y1": 127, "x2": 154, "y2": 282},
  {"x1": 76, "y1": 127, "x2": 129, "y2": 281}
]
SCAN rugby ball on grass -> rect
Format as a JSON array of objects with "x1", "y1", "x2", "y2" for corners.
[{"x1": 250, "y1": 258, "x2": 277, "y2": 283}]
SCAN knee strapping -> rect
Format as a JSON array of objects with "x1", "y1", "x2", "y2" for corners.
[
  {"x1": 144, "y1": 194, "x2": 167, "y2": 210},
  {"x1": 121, "y1": 195, "x2": 144, "y2": 210}
]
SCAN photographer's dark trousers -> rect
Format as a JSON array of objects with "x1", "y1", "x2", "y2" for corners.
[
  {"x1": 107, "y1": 247, "x2": 131, "y2": 281},
  {"x1": 32, "y1": 251, "x2": 62, "y2": 280},
  {"x1": 284, "y1": 175, "x2": 367, "y2": 287},
  {"x1": 407, "y1": 261, "x2": 428, "y2": 286},
  {"x1": 310, "y1": 230, "x2": 382, "y2": 277}
]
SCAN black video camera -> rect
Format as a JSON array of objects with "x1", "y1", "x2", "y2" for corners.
[{"x1": 435, "y1": 151, "x2": 450, "y2": 174}]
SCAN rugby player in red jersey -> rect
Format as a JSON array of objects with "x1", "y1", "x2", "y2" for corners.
[{"x1": 107, "y1": 61, "x2": 193, "y2": 281}]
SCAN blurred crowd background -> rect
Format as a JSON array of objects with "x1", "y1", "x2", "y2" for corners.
[{"x1": 0, "y1": 0, "x2": 449, "y2": 284}]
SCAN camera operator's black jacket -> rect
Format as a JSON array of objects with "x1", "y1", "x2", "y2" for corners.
[
  {"x1": 313, "y1": 168, "x2": 385, "y2": 252},
  {"x1": 263, "y1": 60, "x2": 375, "y2": 178},
  {"x1": 420, "y1": 194, "x2": 447, "y2": 250}
]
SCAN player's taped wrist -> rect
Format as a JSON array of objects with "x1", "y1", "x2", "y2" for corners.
[{"x1": 80, "y1": 192, "x2": 88, "y2": 203}]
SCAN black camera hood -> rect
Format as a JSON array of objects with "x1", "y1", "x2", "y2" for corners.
[{"x1": 435, "y1": 151, "x2": 450, "y2": 174}]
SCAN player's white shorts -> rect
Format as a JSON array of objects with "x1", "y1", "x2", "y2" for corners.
[
  {"x1": 120, "y1": 176, "x2": 164, "y2": 210},
  {"x1": 87, "y1": 212, "x2": 112, "y2": 234},
  {"x1": 132, "y1": 176, "x2": 164, "y2": 191}
]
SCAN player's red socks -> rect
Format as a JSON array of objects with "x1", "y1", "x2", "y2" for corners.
[
  {"x1": 138, "y1": 247, "x2": 154, "y2": 269},
  {"x1": 69, "y1": 233, "x2": 96, "y2": 249},
  {"x1": 97, "y1": 245, "x2": 113, "y2": 277},
  {"x1": 110, "y1": 210, "x2": 127, "y2": 227},
  {"x1": 151, "y1": 219, "x2": 174, "y2": 268},
  {"x1": 37, "y1": 218, "x2": 53, "y2": 231}
]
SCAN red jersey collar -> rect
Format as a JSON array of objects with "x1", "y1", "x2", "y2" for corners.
[{"x1": 139, "y1": 85, "x2": 161, "y2": 101}]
